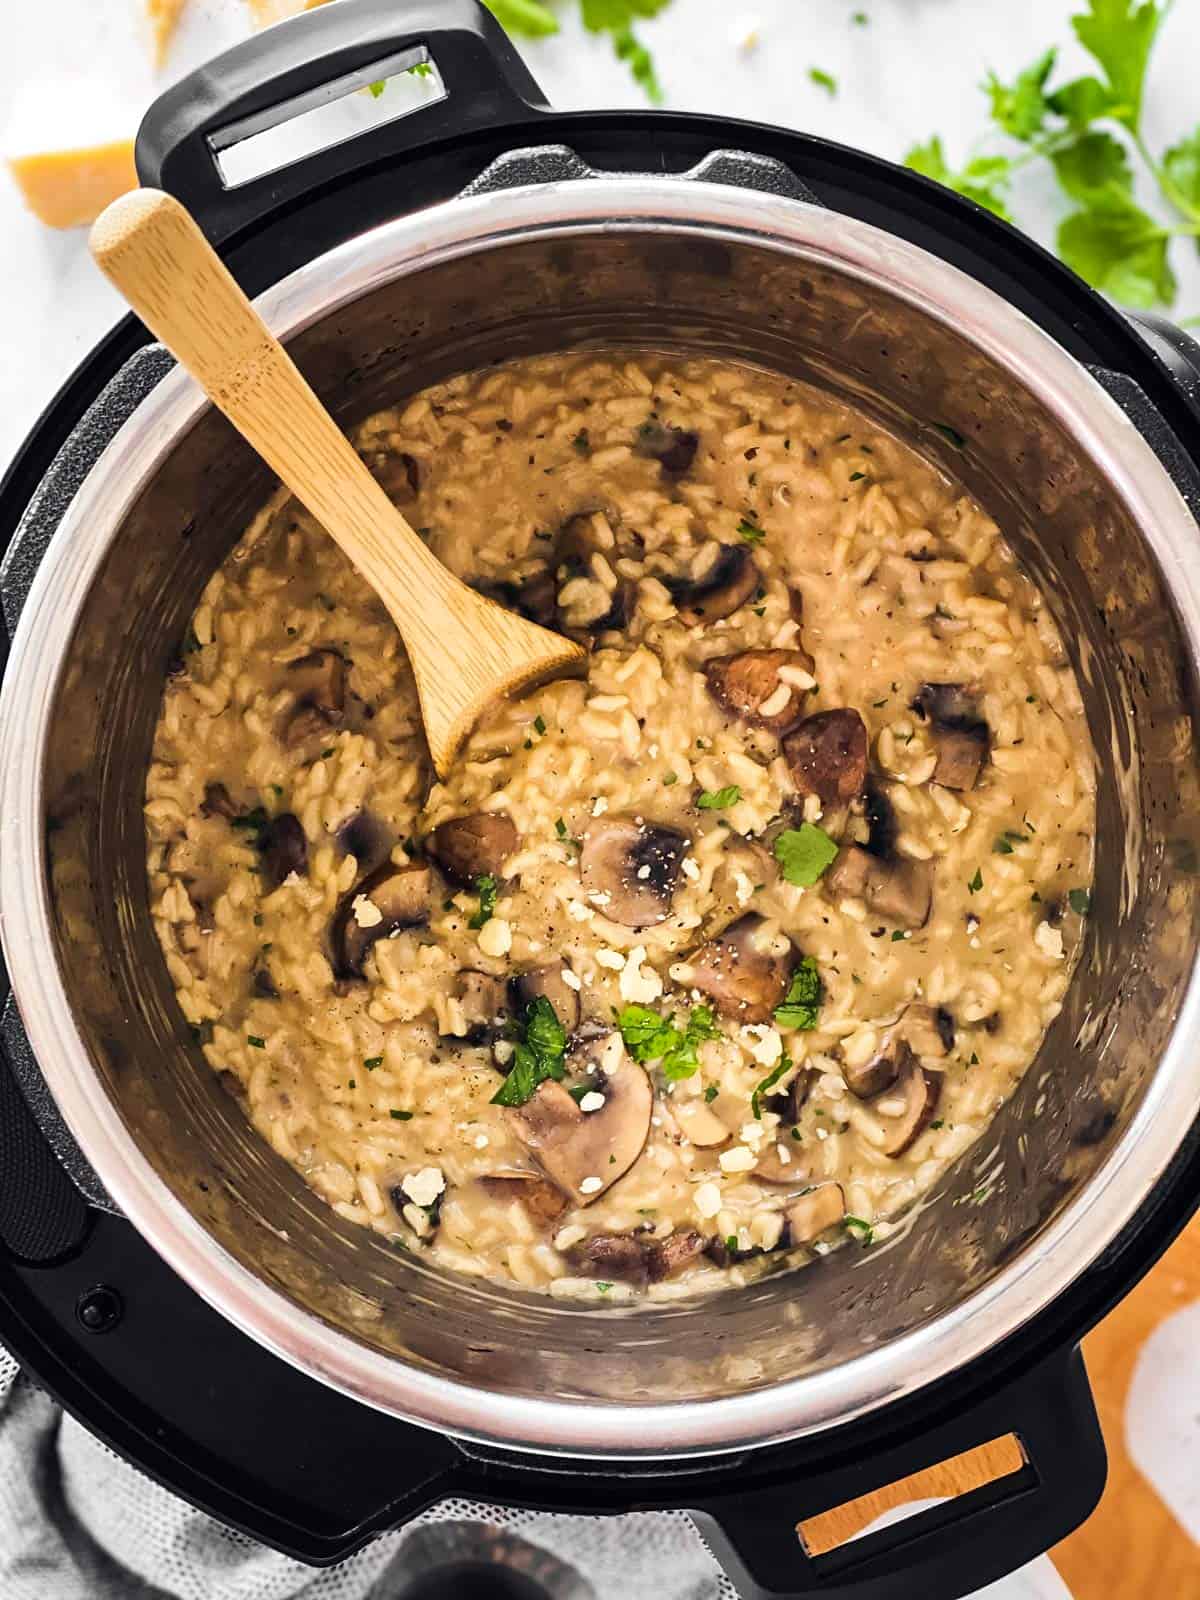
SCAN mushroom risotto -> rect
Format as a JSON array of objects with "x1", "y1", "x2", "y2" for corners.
[{"x1": 145, "y1": 350, "x2": 1095, "y2": 1300}]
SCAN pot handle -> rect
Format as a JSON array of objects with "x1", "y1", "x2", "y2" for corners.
[
  {"x1": 689, "y1": 1344, "x2": 1106, "y2": 1600},
  {"x1": 135, "y1": 0, "x2": 548, "y2": 245}
]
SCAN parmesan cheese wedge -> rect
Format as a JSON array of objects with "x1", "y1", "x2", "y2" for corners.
[
  {"x1": 145, "y1": 0, "x2": 188, "y2": 66},
  {"x1": 6, "y1": 141, "x2": 138, "y2": 229}
]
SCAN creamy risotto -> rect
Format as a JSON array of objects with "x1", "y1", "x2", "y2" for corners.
[{"x1": 145, "y1": 351, "x2": 1095, "y2": 1301}]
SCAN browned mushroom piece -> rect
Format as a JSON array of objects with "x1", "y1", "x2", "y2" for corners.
[
  {"x1": 429, "y1": 812, "x2": 520, "y2": 887},
  {"x1": 587, "y1": 580, "x2": 635, "y2": 636},
  {"x1": 258, "y1": 812, "x2": 308, "y2": 890},
  {"x1": 784, "y1": 1183, "x2": 846, "y2": 1245},
  {"x1": 646, "y1": 1229, "x2": 708, "y2": 1281},
  {"x1": 824, "y1": 845, "x2": 933, "y2": 930},
  {"x1": 569, "y1": 1232, "x2": 653, "y2": 1286},
  {"x1": 635, "y1": 420, "x2": 700, "y2": 477},
  {"x1": 507, "y1": 1053, "x2": 652, "y2": 1205},
  {"x1": 879, "y1": 1060, "x2": 942, "y2": 1157},
  {"x1": 513, "y1": 962, "x2": 581, "y2": 1034},
  {"x1": 512, "y1": 568, "x2": 560, "y2": 630},
  {"x1": 704, "y1": 647, "x2": 815, "y2": 736},
  {"x1": 288, "y1": 649, "x2": 345, "y2": 717},
  {"x1": 673, "y1": 1098, "x2": 732, "y2": 1148},
  {"x1": 366, "y1": 448, "x2": 420, "y2": 504},
  {"x1": 845, "y1": 1033, "x2": 916, "y2": 1101},
  {"x1": 478, "y1": 1171, "x2": 567, "y2": 1225},
  {"x1": 579, "y1": 816, "x2": 688, "y2": 928},
  {"x1": 335, "y1": 810, "x2": 393, "y2": 877},
  {"x1": 452, "y1": 969, "x2": 509, "y2": 1040},
  {"x1": 201, "y1": 781, "x2": 238, "y2": 820},
  {"x1": 783, "y1": 709, "x2": 869, "y2": 804},
  {"x1": 331, "y1": 861, "x2": 432, "y2": 979},
  {"x1": 914, "y1": 682, "x2": 991, "y2": 791},
  {"x1": 754, "y1": 1137, "x2": 814, "y2": 1187},
  {"x1": 764, "y1": 1067, "x2": 817, "y2": 1125},
  {"x1": 669, "y1": 544, "x2": 760, "y2": 626},
  {"x1": 684, "y1": 913, "x2": 796, "y2": 1024},
  {"x1": 848, "y1": 1003, "x2": 954, "y2": 1101}
]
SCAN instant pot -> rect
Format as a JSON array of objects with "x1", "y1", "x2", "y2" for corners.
[{"x1": 2, "y1": 3, "x2": 1200, "y2": 1596}]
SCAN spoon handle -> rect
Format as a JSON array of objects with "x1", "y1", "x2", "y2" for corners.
[
  {"x1": 89, "y1": 189, "x2": 583, "y2": 775},
  {"x1": 90, "y1": 188, "x2": 458, "y2": 644}
]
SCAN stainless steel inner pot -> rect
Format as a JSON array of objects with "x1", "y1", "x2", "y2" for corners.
[{"x1": 3, "y1": 169, "x2": 1200, "y2": 1458}]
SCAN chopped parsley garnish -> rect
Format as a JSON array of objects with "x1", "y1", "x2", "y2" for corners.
[
  {"x1": 891, "y1": 929, "x2": 909, "y2": 942},
  {"x1": 774, "y1": 956, "x2": 823, "y2": 1030},
  {"x1": 751, "y1": 1053, "x2": 793, "y2": 1119},
  {"x1": 844, "y1": 1215, "x2": 874, "y2": 1245},
  {"x1": 1068, "y1": 887, "x2": 1091, "y2": 915},
  {"x1": 533, "y1": 714, "x2": 547, "y2": 736},
  {"x1": 390, "y1": 1109, "x2": 414, "y2": 1121},
  {"x1": 246, "y1": 1035, "x2": 265, "y2": 1049},
  {"x1": 555, "y1": 817, "x2": 568, "y2": 838},
  {"x1": 993, "y1": 837, "x2": 1014, "y2": 854},
  {"x1": 468, "y1": 873, "x2": 498, "y2": 929},
  {"x1": 595, "y1": 1281, "x2": 613, "y2": 1294},
  {"x1": 364, "y1": 1056, "x2": 383, "y2": 1069},
  {"x1": 809, "y1": 66, "x2": 837, "y2": 95},
  {"x1": 572, "y1": 429, "x2": 590, "y2": 454},
  {"x1": 930, "y1": 1119, "x2": 945, "y2": 1130},
  {"x1": 848, "y1": 470, "x2": 868, "y2": 482},
  {"x1": 231, "y1": 806, "x2": 268, "y2": 837},
  {"x1": 491, "y1": 996, "x2": 568, "y2": 1107},
  {"x1": 704, "y1": 1083, "x2": 719, "y2": 1103},
  {"x1": 968, "y1": 868, "x2": 984, "y2": 893},
  {"x1": 697, "y1": 784, "x2": 741, "y2": 810},
  {"x1": 662, "y1": 771, "x2": 678, "y2": 786},
  {"x1": 736, "y1": 518, "x2": 766, "y2": 544},
  {"x1": 617, "y1": 1002, "x2": 718, "y2": 1081},
  {"x1": 775, "y1": 824, "x2": 839, "y2": 887}
]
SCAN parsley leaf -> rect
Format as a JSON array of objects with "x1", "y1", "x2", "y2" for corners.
[
  {"x1": 579, "y1": 0, "x2": 672, "y2": 102},
  {"x1": 737, "y1": 518, "x2": 766, "y2": 544},
  {"x1": 809, "y1": 67, "x2": 837, "y2": 96},
  {"x1": 1052, "y1": 131, "x2": 1134, "y2": 207},
  {"x1": 904, "y1": 137, "x2": 1014, "y2": 222},
  {"x1": 1072, "y1": 0, "x2": 1166, "y2": 133},
  {"x1": 468, "y1": 874, "x2": 498, "y2": 929},
  {"x1": 617, "y1": 1002, "x2": 718, "y2": 1081},
  {"x1": 1047, "y1": 75, "x2": 1118, "y2": 130},
  {"x1": 485, "y1": 0, "x2": 559, "y2": 37},
  {"x1": 774, "y1": 824, "x2": 839, "y2": 887},
  {"x1": 752, "y1": 1053, "x2": 793, "y2": 1119},
  {"x1": 1058, "y1": 200, "x2": 1175, "y2": 308},
  {"x1": 968, "y1": 868, "x2": 984, "y2": 894},
  {"x1": 491, "y1": 996, "x2": 567, "y2": 1106},
  {"x1": 985, "y1": 48, "x2": 1056, "y2": 142},
  {"x1": 697, "y1": 784, "x2": 741, "y2": 810},
  {"x1": 1068, "y1": 887, "x2": 1092, "y2": 915},
  {"x1": 1163, "y1": 128, "x2": 1200, "y2": 218},
  {"x1": 844, "y1": 1214, "x2": 874, "y2": 1245},
  {"x1": 774, "y1": 956, "x2": 823, "y2": 1031}
]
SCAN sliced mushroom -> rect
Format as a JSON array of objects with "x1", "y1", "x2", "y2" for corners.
[
  {"x1": 366, "y1": 448, "x2": 420, "y2": 504},
  {"x1": 478, "y1": 1171, "x2": 567, "y2": 1225},
  {"x1": 288, "y1": 649, "x2": 345, "y2": 719},
  {"x1": 569, "y1": 1232, "x2": 652, "y2": 1286},
  {"x1": 509, "y1": 568, "x2": 559, "y2": 630},
  {"x1": 512, "y1": 962, "x2": 581, "y2": 1034},
  {"x1": 252, "y1": 965, "x2": 279, "y2": 999},
  {"x1": 755, "y1": 1136, "x2": 813, "y2": 1187},
  {"x1": 905, "y1": 1001, "x2": 955, "y2": 1057},
  {"x1": 508, "y1": 1053, "x2": 652, "y2": 1205},
  {"x1": 669, "y1": 544, "x2": 760, "y2": 626},
  {"x1": 784, "y1": 1183, "x2": 846, "y2": 1245},
  {"x1": 258, "y1": 813, "x2": 308, "y2": 890},
  {"x1": 335, "y1": 810, "x2": 393, "y2": 878},
  {"x1": 684, "y1": 913, "x2": 795, "y2": 1024},
  {"x1": 646, "y1": 1228, "x2": 708, "y2": 1281},
  {"x1": 451, "y1": 969, "x2": 509, "y2": 1042},
  {"x1": 864, "y1": 779, "x2": 899, "y2": 858},
  {"x1": 824, "y1": 845, "x2": 933, "y2": 930},
  {"x1": 201, "y1": 781, "x2": 238, "y2": 820},
  {"x1": 586, "y1": 579, "x2": 635, "y2": 636},
  {"x1": 674, "y1": 1098, "x2": 732, "y2": 1147},
  {"x1": 579, "y1": 816, "x2": 688, "y2": 928},
  {"x1": 331, "y1": 861, "x2": 431, "y2": 979},
  {"x1": 845, "y1": 1033, "x2": 916, "y2": 1101},
  {"x1": 429, "y1": 812, "x2": 519, "y2": 886},
  {"x1": 764, "y1": 1068, "x2": 816, "y2": 1125},
  {"x1": 783, "y1": 710, "x2": 868, "y2": 804},
  {"x1": 879, "y1": 1060, "x2": 942, "y2": 1157},
  {"x1": 914, "y1": 682, "x2": 991, "y2": 791},
  {"x1": 704, "y1": 647, "x2": 815, "y2": 736},
  {"x1": 635, "y1": 420, "x2": 700, "y2": 477}
]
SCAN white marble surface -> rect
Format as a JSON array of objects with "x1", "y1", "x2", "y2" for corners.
[{"x1": 1, "y1": 0, "x2": 1199, "y2": 468}]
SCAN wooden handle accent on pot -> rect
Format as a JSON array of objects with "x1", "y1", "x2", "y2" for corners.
[{"x1": 89, "y1": 189, "x2": 583, "y2": 776}]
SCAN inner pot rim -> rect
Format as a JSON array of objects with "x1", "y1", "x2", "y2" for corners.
[{"x1": 3, "y1": 177, "x2": 1200, "y2": 1458}]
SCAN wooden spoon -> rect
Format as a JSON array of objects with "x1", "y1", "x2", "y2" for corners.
[{"x1": 90, "y1": 189, "x2": 585, "y2": 777}]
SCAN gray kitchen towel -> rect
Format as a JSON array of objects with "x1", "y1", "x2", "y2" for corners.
[{"x1": 0, "y1": 1349, "x2": 738, "y2": 1600}]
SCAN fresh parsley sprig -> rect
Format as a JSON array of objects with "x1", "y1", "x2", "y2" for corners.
[
  {"x1": 491, "y1": 996, "x2": 567, "y2": 1106},
  {"x1": 905, "y1": 0, "x2": 1200, "y2": 314},
  {"x1": 617, "y1": 1002, "x2": 719, "y2": 1080}
]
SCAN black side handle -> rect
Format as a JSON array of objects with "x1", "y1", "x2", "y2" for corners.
[
  {"x1": 1125, "y1": 310, "x2": 1200, "y2": 414},
  {"x1": 690, "y1": 1345, "x2": 1105, "y2": 1600},
  {"x1": 135, "y1": 0, "x2": 549, "y2": 245}
]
